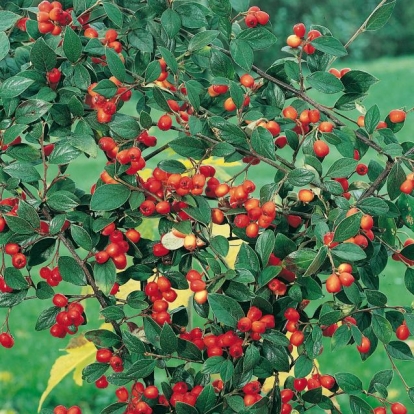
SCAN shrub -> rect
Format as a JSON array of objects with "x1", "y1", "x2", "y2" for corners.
[{"x1": 0, "y1": 1, "x2": 413, "y2": 413}]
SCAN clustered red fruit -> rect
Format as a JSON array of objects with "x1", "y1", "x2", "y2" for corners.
[
  {"x1": 85, "y1": 76, "x2": 132, "y2": 124},
  {"x1": 244, "y1": 6, "x2": 270, "y2": 28},
  {"x1": 186, "y1": 269, "x2": 208, "y2": 304},
  {"x1": 36, "y1": 1, "x2": 72, "y2": 35},
  {"x1": 237, "y1": 306, "x2": 275, "y2": 341},
  {"x1": 39, "y1": 265, "x2": 63, "y2": 287},
  {"x1": 50, "y1": 301, "x2": 85, "y2": 338},
  {"x1": 94, "y1": 223, "x2": 141, "y2": 270},
  {"x1": 53, "y1": 405, "x2": 82, "y2": 414},
  {"x1": 399, "y1": 172, "x2": 414, "y2": 195},
  {"x1": 89, "y1": 29, "x2": 125, "y2": 66},
  {"x1": 143, "y1": 276, "x2": 178, "y2": 325},
  {"x1": 286, "y1": 23, "x2": 322, "y2": 54}
]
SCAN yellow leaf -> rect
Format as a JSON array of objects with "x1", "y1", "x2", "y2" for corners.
[{"x1": 37, "y1": 323, "x2": 112, "y2": 412}]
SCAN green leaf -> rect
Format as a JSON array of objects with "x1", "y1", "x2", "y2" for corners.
[
  {"x1": 70, "y1": 134, "x2": 97, "y2": 158},
  {"x1": 364, "y1": 104, "x2": 381, "y2": 134},
  {"x1": 195, "y1": 385, "x2": 216, "y2": 414},
  {"x1": 58, "y1": 256, "x2": 87, "y2": 286},
  {"x1": 185, "y1": 80, "x2": 204, "y2": 112},
  {"x1": 4, "y1": 161, "x2": 40, "y2": 183},
  {"x1": 365, "y1": 290, "x2": 387, "y2": 306},
  {"x1": 0, "y1": 11, "x2": 20, "y2": 31},
  {"x1": 126, "y1": 358, "x2": 156, "y2": 379},
  {"x1": 357, "y1": 197, "x2": 389, "y2": 216},
  {"x1": 158, "y1": 160, "x2": 187, "y2": 174},
  {"x1": 94, "y1": 260, "x2": 116, "y2": 296},
  {"x1": 110, "y1": 114, "x2": 140, "y2": 139},
  {"x1": 47, "y1": 191, "x2": 79, "y2": 211},
  {"x1": 256, "y1": 230, "x2": 275, "y2": 266},
  {"x1": 208, "y1": 293, "x2": 244, "y2": 328},
  {"x1": 63, "y1": 27, "x2": 82, "y2": 63},
  {"x1": 35, "y1": 306, "x2": 60, "y2": 331},
  {"x1": 302, "y1": 387, "x2": 322, "y2": 404},
  {"x1": 71, "y1": 225, "x2": 93, "y2": 251},
  {"x1": 177, "y1": 338, "x2": 202, "y2": 361},
  {"x1": 274, "y1": 233, "x2": 297, "y2": 258},
  {"x1": 106, "y1": 47, "x2": 126, "y2": 82},
  {"x1": 30, "y1": 38, "x2": 56, "y2": 72},
  {"x1": 122, "y1": 331, "x2": 146, "y2": 355},
  {"x1": 17, "y1": 200, "x2": 40, "y2": 229},
  {"x1": 372, "y1": 314, "x2": 392, "y2": 343},
  {"x1": 4, "y1": 267, "x2": 29, "y2": 290},
  {"x1": 311, "y1": 36, "x2": 347, "y2": 57},
  {"x1": 0, "y1": 76, "x2": 34, "y2": 99},
  {"x1": 303, "y1": 245, "x2": 328, "y2": 277},
  {"x1": 326, "y1": 158, "x2": 358, "y2": 178},
  {"x1": 183, "y1": 195, "x2": 211, "y2": 226},
  {"x1": 331, "y1": 324, "x2": 351, "y2": 350},
  {"x1": 103, "y1": 2, "x2": 123, "y2": 27},
  {"x1": 36, "y1": 281, "x2": 54, "y2": 300},
  {"x1": 161, "y1": 8, "x2": 181, "y2": 38},
  {"x1": 188, "y1": 30, "x2": 219, "y2": 52},
  {"x1": 397, "y1": 193, "x2": 414, "y2": 231},
  {"x1": 335, "y1": 93, "x2": 368, "y2": 111},
  {"x1": 294, "y1": 355, "x2": 313, "y2": 378},
  {"x1": 91, "y1": 185, "x2": 131, "y2": 211},
  {"x1": 100, "y1": 306, "x2": 125, "y2": 322},
  {"x1": 341, "y1": 70, "x2": 379, "y2": 93},
  {"x1": 82, "y1": 363, "x2": 109, "y2": 383},
  {"x1": 101, "y1": 403, "x2": 128, "y2": 414},
  {"x1": 335, "y1": 372, "x2": 363, "y2": 394},
  {"x1": 15, "y1": 100, "x2": 52, "y2": 124},
  {"x1": 158, "y1": 46, "x2": 178, "y2": 74},
  {"x1": 175, "y1": 403, "x2": 198, "y2": 414},
  {"x1": 385, "y1": 341, "x2": 414, "y2": 360},
  {"x1": 366, "y1": 1, "x2": 396, "y2": 31},
  {"x1": 28, "y1": 238, "x2": 56, "y2": 267},
  {"x1": 368, "y1": 369, "x2": 393, "y2": 393},
  {"x1": 145, "y1": 60, "x2": 161, "y2": 83},
  {"x1": 237, "y1": 27, "x2": 277, "y2": 51},
  {"x1": 331, "y1": 243, "x2": 366, "y2": 261},
  {"x1": 230, "y1": 39, "x2": 253, "y2": 72},
  {"x1": 251, "y1": 127, "x2": 276, "y2": 161},
  {"x1": 405, "y1": 268, "x2": 414, "y2": 295},
  {"x1": 306, "y1": 71, "x2": 344, "y2": 94},
  {"x1": 333, "y1": 212, "x2": 362, "y2": 242},
  {"x1": 287, "y1": 168, "x2": 315, "y2": 186},
  {"x1": 258, "y1": 266, "x2": 281, "y2": 288},
  {"x1": 160, "y1": 323, "x2": 178, "y2": 354},
  {"x1": 285, "y1": 249, "x2": 317, "y2": 272},
  {"x1": 349, "y1": 395, "x2": 372, "y2": 414},
  {"x1": 86, "y1": 329, "x2": 122, "y2": 348},
  {"x1": 0, "y1": 32, "x2": 9, "y2": 61},
  {"x1": 210, "y1": 49, "x2": 235, "y2": 79},
  {"x1": 92, "y1": 80, "x2": 118, "y2": 99},
  {"x1": 210, "y1": 236, "x2": 229, "y2": 257},
  {"x1": 387, "y1": 163, "x2": 406, "y2": 201}
]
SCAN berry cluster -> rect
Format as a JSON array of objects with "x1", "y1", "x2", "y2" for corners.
[
  {"x1": 237, "y1": 306, "x2": 275, "y2": 341},
  {"x1": 39, "y1": 265, "x2": 63, "y2": 287},
  {"x1": 36, "y1": 1, "x2": 72, "y2": 35},
  {"x1": 53, "y1": 405, "x2": 82, "y2": 414},
  {"x1": 242, "y1": 380, "x2": 263, "y2": 406},
  {"x1": 89, "y1": 29, "x2": 124, "y2": 66},
  {"x1": 186, "y1": 269, "x2": 208, "y2": 304},
  {"x1": 50, "y1": 301, "x2": 85, "y2": 338},
  {"x1": 85, "y1": 76, "x2": 132, "y2": 124},
  {"x1": 244, "y1": 6, "x2": 270, "y2": 28},
  {"x1": 144, "y1": 276, "x2": 177, "y2": 325},
  {"x1": 94, "y1": 223, "x2": 140, "y2": 270},
  {"x1": 286, "y1": 23, "x2": 321, "y2": 54}
]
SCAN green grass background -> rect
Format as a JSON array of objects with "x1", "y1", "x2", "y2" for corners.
[{"x1": 1, "y1": 55, "x2": 414, "y2": 413}]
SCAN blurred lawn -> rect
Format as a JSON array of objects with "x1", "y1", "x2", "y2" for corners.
[{"x1": 1, "y1": 55, "x2": 414, "y2": 413}]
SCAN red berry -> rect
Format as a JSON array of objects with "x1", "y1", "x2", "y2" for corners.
[
  {"x1": 356, "y1": 336, "x2": 371, "y2": 353},
  {"x1": 293, "y1": 23, "x2": 306, "y2": 38},
  {"x1": 293, "y1": 377, "x2": 307, "y2": 392},
  {"x1": 158, "y1": 114, "x2": 172, "y2": 131},
  {"x1": 0, "y1": 332, "x2": 14, "y2": 348},
  {"x1": 391, "y1": 402, "x2": 407, "y2": 414}
]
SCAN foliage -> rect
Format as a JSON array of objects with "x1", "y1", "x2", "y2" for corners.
[{"x1": 0, "y1": 1, "x2": 413, "y2": 414}]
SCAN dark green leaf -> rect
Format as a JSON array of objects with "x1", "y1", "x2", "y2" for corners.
[
  {"x1": 161, "y1": 8, "x2": 181, "y2": 38},
  {"x1": 35, "y1": 306, "x2": 60, "y2": 331},
  {"x1": 258, "y1": 266, "x2": 282, "y2": 288},
  {"x1": 91, "y1": 185, "x2": 131, "y2": 211},
  {"x1": 210, "y1": 236, "x2": 229, "y2": 257},
  {"x1": 387, "y1": 163, "x2": 406, "y2": 201},
  {"x1": 175, "y1": 403, "x2": 198, "y2": 414},
  {"x1": 256, "y1": 230, "x2": 275, "y2": 266},
  {"x1": 100, "y1": 306, "x2": 125, "y2": 322},
  {"x1": 230, "y1": 39, "x2": 253, "y2": 72},
  {"x1": 385, "y1": 341, "x2": 414, "y2": 360},
  {"x1": 366, "y1": 1, "x2": 396, "y2": 31},
  {"x1": 372, "y1": 314, "x2": 392, "y2": 343},
  {"x1": 28, "y1": 238, "x2": 56, "y2": 267},
  {"x1": 0, "y1": 11, "x2": 20, "y2": 31},
  {"x1": 0, "y1": 32, "x2": 9, "y2": 61},
  {"x1": 158, "y1": 160, "x2": 187, "y2": 174},
  {"x1": 210, "y1": 49, "x2": 235, "y2": 79},
  {"x1": 30, "y1": 38, "x2": 56, "y2": 72},
  {"x1": 208, "y1": 293, "x2": 244, "y2": 328},
  {"x1": 82, "y1": 363, "x2": 109, "y2": 383},
  {"x1": 4, "y1": 215, "x2": 35, "y2": 235},
  {"x1": 405, "y1": 268, "x2": 414, "y2": 295},
  {"x1": 160, "y1": 323, "x2": 178, "y2": 354},
  {"x1": 4, "y1": 267, "x2": 29, "y2": 290},
  {"x1": 307, "y1": 71, "x2": 344, "y2": 94},
  {"x1": 122, "y1": 331, "x2": 146, "y2": 355},
  {"x1": 47, "y1": 191, "x2": 79, "y2": 211},
  {"x1": 103, "y1": 2, "x2": 123, "y2": 27},
  {"x1": 183, "y1": 195, "x2": 211, "y2": 226},
  {"x1": 94, "y1": 260, "x2": 116, "y2": 296},
  {"x1": 349, "y1": 395, "x2": 372, "y2": 414},
  {"x1": 311, "y1": 36, "x2": 347, "y2": 57},
  {"x1": 368, "y1": 369, "x2": 393, "y2": 393},
  {"x1": 294, "y1": 355, "x2": 313, "y2": 378},
  {"x1": 58, "y1": 256, "x2": 87, "y2": 286},
  {"x1": 287, "y1": 168, "x2": 315, "y2": 186},
  {"x1": 188, "y1": 30, "x2": 219, "y2": 52},
  {"x1": 333, "y1": 212, "x2": 362, "y2": 242},
  {"x1": 357, "y1": 197, "x2": 389, "y2": 216},
  {"x1": 63, "y1": 27, "x2": 82, "y2": 63},
  {"x1": 101, "y1": 403, "x2": 128, "y2": 414},
  {"x1": 0, "y1": 76, "x2": 34, "y2": 99},
  {"x1": 195, "y1": 385, "x2": 216, "y2": 413},
  {"x1": 341, "y1": 70, "x2": 379, "y2": 94},
  {"x1": 237, "y1": 27, "x2": 277, "y2": 51},
  {"x1": 251, "y1": 127, "x2": 276, "y2": 161},
  {"x1": 85, "y1": 329, "x2": 122, "y2": 348},
  {"x1": 335, "y1": 372, "x2": 363, "y2": 394},
  {"x1": 331, "y1": 324, "x2": 351, "y2": 350},
  {"x1": 331, "y1": 243, "x2": 366, "y2": 262},
  {"x1": 366, "y1": 290, "x2": 387, "y2": 306},
  {"x1": 364, "y1": 104, "x2": 380, "y2": 134},
  {"x1": 106, "y1": 47, "x2": 126, "y2": 82},
  {"x1": 326, "y1": 158, "x2": 358, "y2": 178},
  {"x1": 145, "y1": 60, "x2": 161, "y2": 83},
  {"x1": 0, "y1": 290, "x2": 28, "y2": 308}
]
